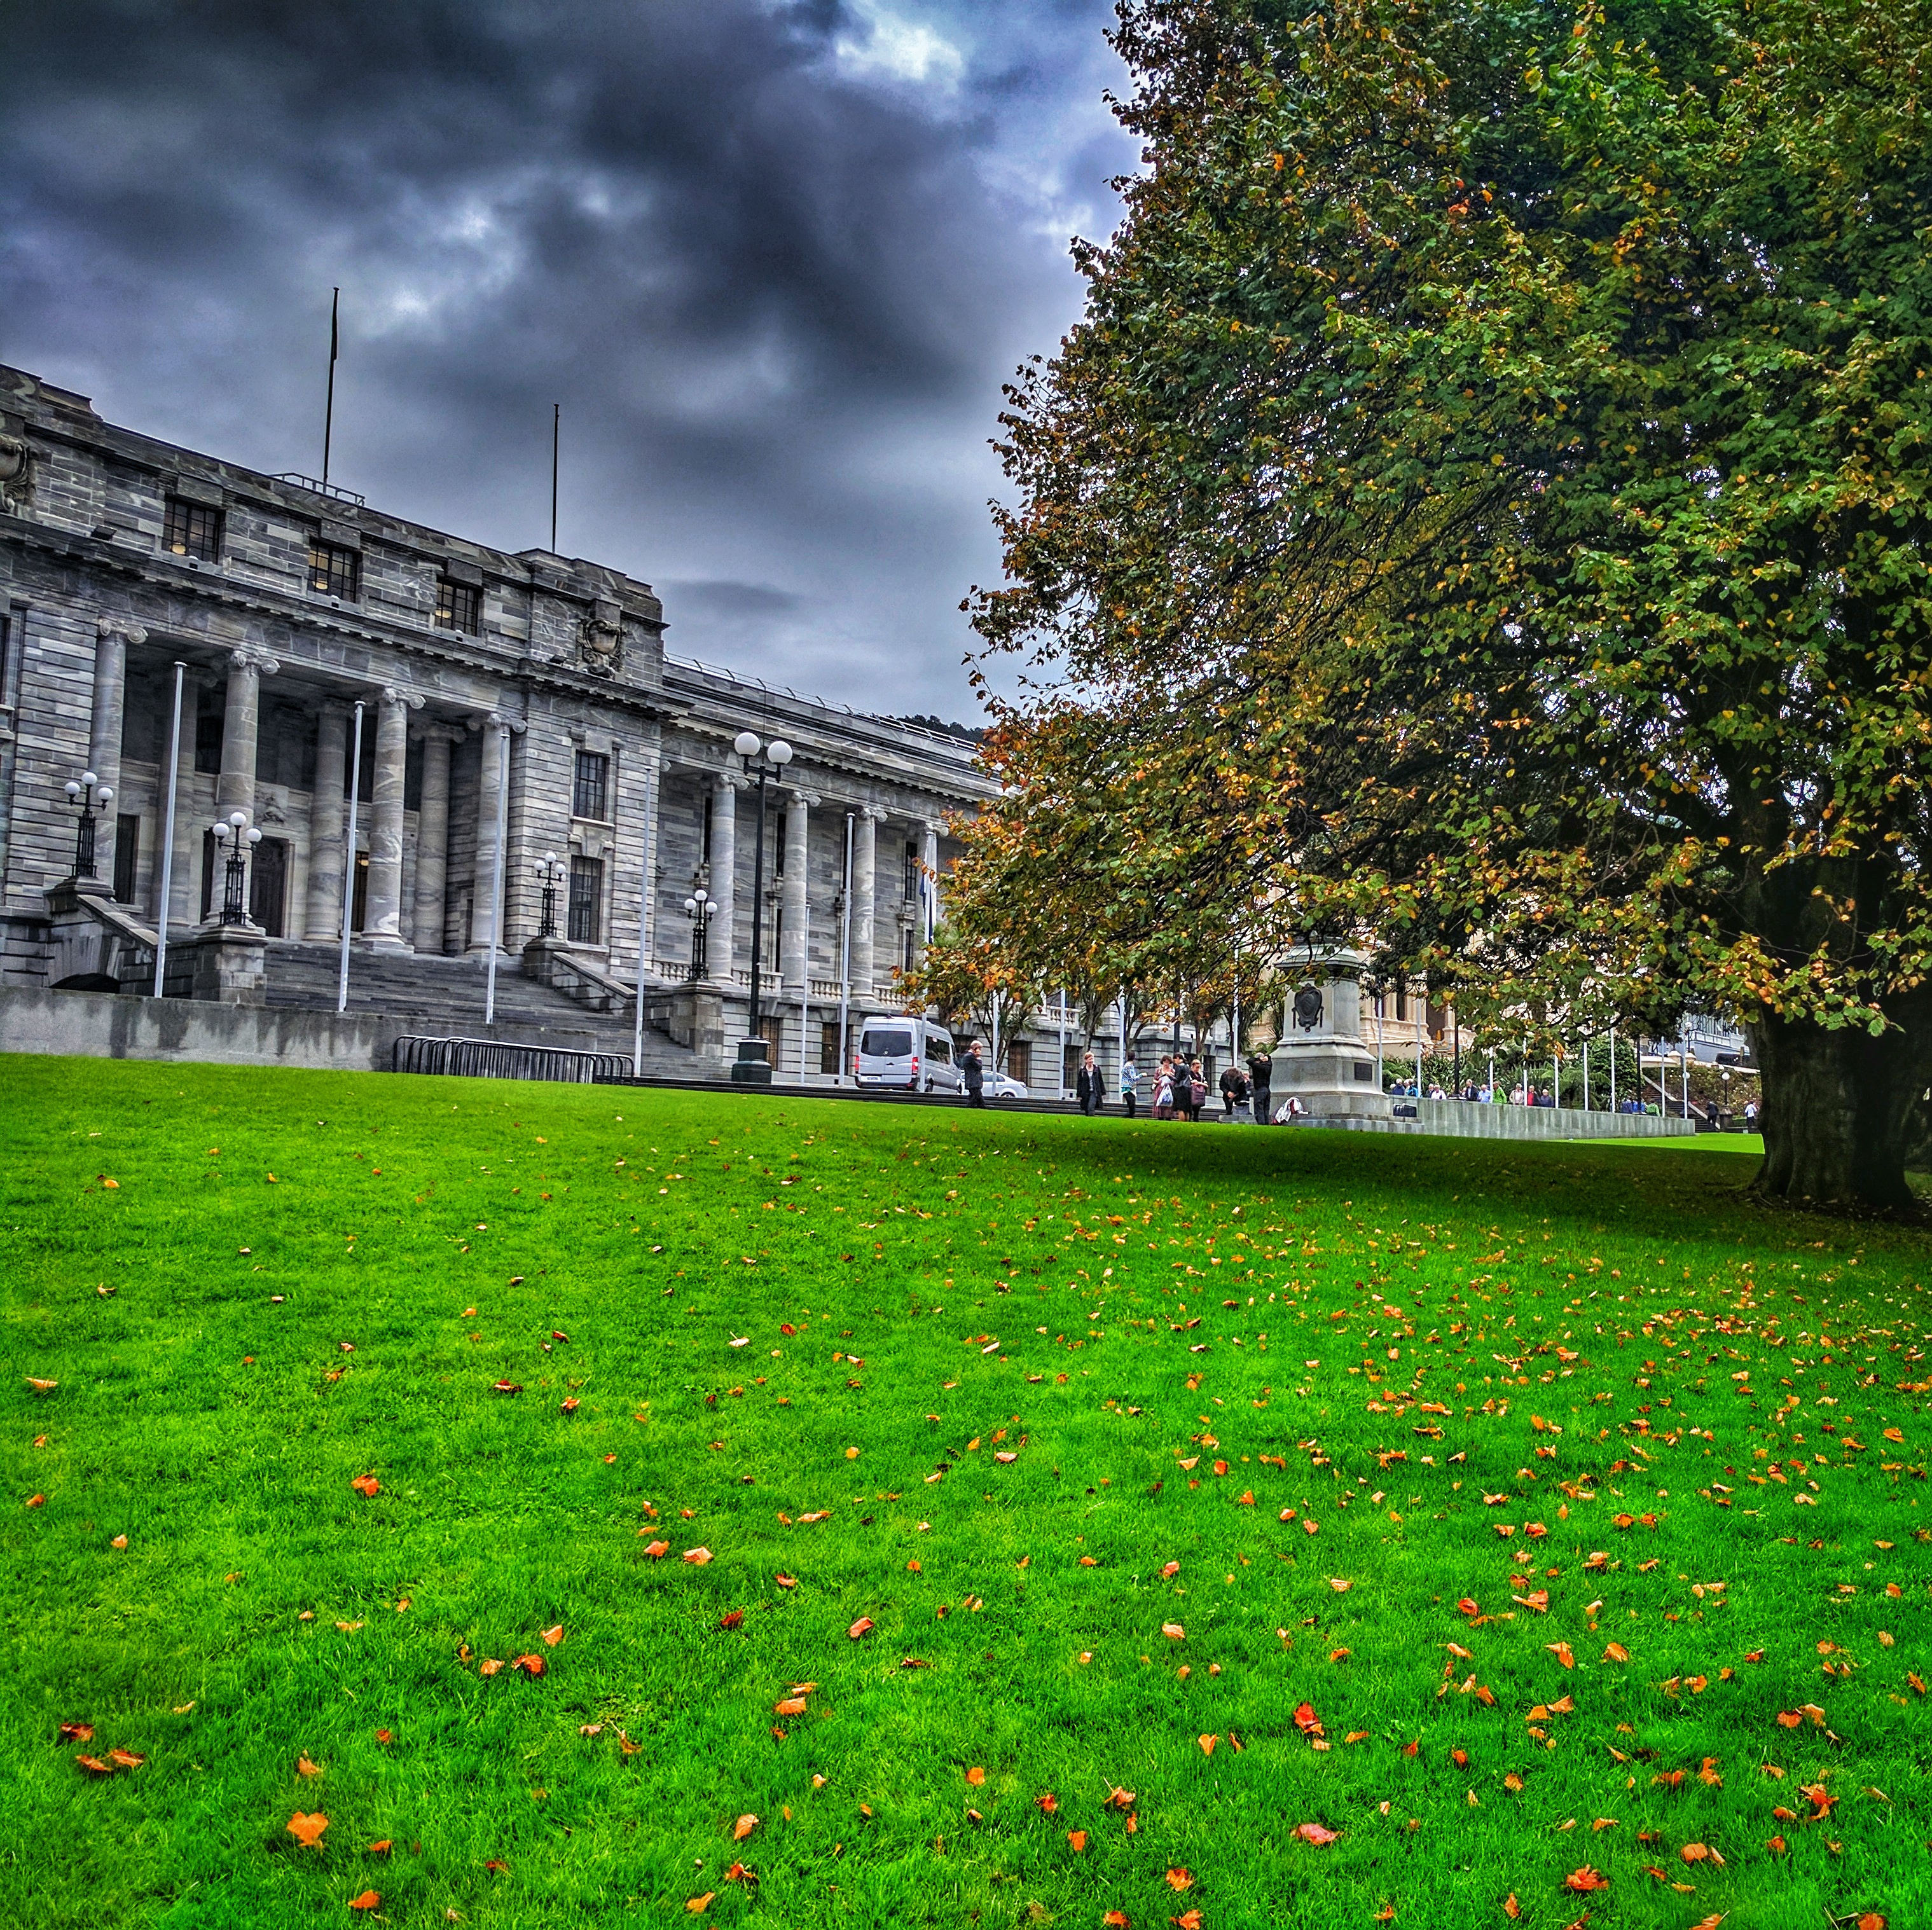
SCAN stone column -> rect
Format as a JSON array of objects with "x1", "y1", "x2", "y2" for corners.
[
  {"x1": 850, "y1": 805, "x2": 878, "y2": 994},
  {"x1": 303, "y1": 703, "x2": 350, "y2": 939},
  {"x1": 362, "y1": 685, "x2": 422, "y2": 949},
  {"x1": 89, "y1": 618, "x2": 143, "y2": 890},
  {"x1": 411, "y1": 724, "x2": 457, "y2": 955},
  {"x1": 215, "y1": 643, "x2": 279, "y2": 825},
  {"x1": 780, "y1": 790, "x2": 811, "y2": 989},
  {"x1": 920, "y1": 822, "x2": 942, "y2": 944},
  {"x1": 708, "y1": 771, "x2": 740, "y2": 979},
  {"x1": 469, "y1": 714, "x2": 521, "y2": 955}
]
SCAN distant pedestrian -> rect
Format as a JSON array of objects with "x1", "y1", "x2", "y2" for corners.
[
  {"x1": 1076, "y1": 1050, "x2": 1104, "y2": 1116},
  {"x1": 1219, "y1": 1060, "x2": 1250, "y2": 1119},
  {"x1": 963, "y1": 1040, "x2": 986, "y2": 1108},
  {"x1": 1121, "y1": 1052, "x2": 1140, "y2": 1119},
  {"x1": 1246, "y1": 1049, "x2": 1272, "y2": 1124},
  {"x1": 1154, "y1": 1056, "x2": 1176, "y2": 1121},
  {"x1": 1186, "y1": 1055, "x2": 1209, "y2": 1120}
]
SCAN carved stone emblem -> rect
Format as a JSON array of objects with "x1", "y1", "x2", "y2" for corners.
[
  {"x1": 0, "y1": 432, "x2": 34, "y2": 514},
  {"x1": 1294, "y1": 982, "x2": 1325, "y2": 1030},
  {"x1": 577, "y1": 607, "x2": 624, "y2": 678}
]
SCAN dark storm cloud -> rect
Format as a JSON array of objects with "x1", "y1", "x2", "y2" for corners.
[{"x1": 0, "y1": 0, "x2": 1129, "y2": 708}]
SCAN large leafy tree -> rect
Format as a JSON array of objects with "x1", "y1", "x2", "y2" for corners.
[{"x1": 951, "y1": 0, "x2": 1932, "y2": 1210}]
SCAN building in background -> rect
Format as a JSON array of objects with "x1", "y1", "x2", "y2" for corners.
[{"x1": 0, "y1": 362, "x2": 998, "y2": 1080}]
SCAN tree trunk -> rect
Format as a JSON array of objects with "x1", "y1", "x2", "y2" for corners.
[{"x1": 1749, "y1": 1001, "x2": 1932, "y2": 1214}]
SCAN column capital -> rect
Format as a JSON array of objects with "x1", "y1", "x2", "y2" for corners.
[
  {"x1": 856, "y1": 803, "x2": 887, "y2": 823},
  {"x1": 712, "y1": 769, "x2": 749, "y2": 792},
  {"x1": 229, "y1": 642, "x2": 280, "y2": 677},
  {"x1": 476, "y1": 710, "x2": 527, "y2": 737},
  {"x1": 96, "y1": 616, "x2": 146, "y2": 647},
  {"x1": 411, "y1": 720, "x2": 467, "y2": 746},
  {"x1": 380, "y1": 684, "x2": 426, "y2": 712},
  {"x1": 787, "y1": 788, "x2": 820, "y2": 809}
]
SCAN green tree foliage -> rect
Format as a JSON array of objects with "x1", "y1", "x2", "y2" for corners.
[{"x1": 949, "y1": 0, "x2": 1932, "y2": 1208}]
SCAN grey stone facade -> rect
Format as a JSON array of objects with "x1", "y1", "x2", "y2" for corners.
[{"x1": 0, "y1": 362, "x2": 997, "y2": 1077}]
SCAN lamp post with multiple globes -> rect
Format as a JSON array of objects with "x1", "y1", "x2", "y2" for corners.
[
  {"x1": 731, "y1": 730, "x2": 792, "y2": 1081},
  {"x1": 209, "y1": 810, "x2": 260, "y2": 925},
  {"x1": 64, "y1": 769, "x2": 114, "y2": 881},
  {"x1": 683, "y1": 887, "x2": 716, "y2": 982}
]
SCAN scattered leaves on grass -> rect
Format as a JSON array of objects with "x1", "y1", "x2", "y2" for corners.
[{"x1": 287, "y1": 1812, "x2": 329, "y2": 1847}]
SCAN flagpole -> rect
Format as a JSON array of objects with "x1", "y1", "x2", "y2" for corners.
[
  {"x1": 550, "y1": 403, "x2": 560, "y2": 553},
  {"x1": 151, "y1": 661, "x2": 186, "y2": 997},
  {"x1": 322, "y1": 287, "x2": 340, "y2": 486}
]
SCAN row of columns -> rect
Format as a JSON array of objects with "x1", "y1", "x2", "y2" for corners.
[
  {"x1": 696, "y1": 772, "x2": 939, "y2": 991},
  {"x1": 80, "y1": 625, "x2": 518, "y2": 956}
]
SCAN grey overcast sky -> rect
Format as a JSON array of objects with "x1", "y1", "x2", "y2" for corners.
[{"x1": 0, "y1": 0, "x2": 1131, "y2": 719}]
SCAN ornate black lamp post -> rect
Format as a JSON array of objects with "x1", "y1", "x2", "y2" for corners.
[
  {"x1": 535, "y1": 850, "x2": 566, "y2": 939},
  {"x1": 683, "y1": 887, "x2": 717, "y2": 981},
  {"x1": 64, "y1": 769, "x2": 114, "y2": 879},
  {"x1": 209, "y1": 810, "x2": 260, "y2": 925},
  {"x1": 732, "y1": 730, "x2": 792, "y2": 1037}
]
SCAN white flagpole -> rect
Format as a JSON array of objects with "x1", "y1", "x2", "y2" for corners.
[
  {"x1": 838, "y1": 812, "x2": 853, "y2": 1086},
  {"x1": 336, "y1": 699, "x2": 364, "y2": 1013},
  {"x1": 631, "y1": 760, "x2": 656, "y2": 1079},
  {"x1": 151, "y1": 660, "x2": 186, "y2": 996},
  {"x1": 484, "y1": 720, "x2": 511, "y2": 1028}
]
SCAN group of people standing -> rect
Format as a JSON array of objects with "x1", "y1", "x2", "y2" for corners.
[{"x1": 1100, "y1": 1049, "x2": 1276, "y2": 1123}]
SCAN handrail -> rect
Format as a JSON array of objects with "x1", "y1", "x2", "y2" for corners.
[{"x1": 392, "y1": 1035, "x2": 633, "y2": 1084}]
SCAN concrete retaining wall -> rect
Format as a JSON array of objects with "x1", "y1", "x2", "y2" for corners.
[
  {"x1": 1411, "y1": 1098, "x2": 1696, "y2": 1140},
  {"x1": 0, "y1": 984, "x2": 606, "y2": 1075}
]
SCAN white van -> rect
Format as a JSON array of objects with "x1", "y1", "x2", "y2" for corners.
[{"x1": 853, "y1": 1016, "x2": 962, "y2": 1094}]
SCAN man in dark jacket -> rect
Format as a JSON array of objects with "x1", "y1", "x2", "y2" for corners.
[
  {"x1": 1247, "y1": 1050, "x2": 1273, "y2": 1124},
  {"x1": 963, "y1": 1040, "x2": 986, "y2": 1107},
  {"x1": 1218, "y1": 1061, "x2": 1250, "y2": 1119},
  {"x1": 1075, "y1": 1051, "x2": 1104, "y2": 1115}
]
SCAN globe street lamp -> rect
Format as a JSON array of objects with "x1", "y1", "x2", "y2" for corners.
[
  {"x1": 64, "y1": 769, "x2": 114, "y2": 880},
  {"x1": 209, "y1": 811, "x2": 260, "y2": 925},
  {"x1": 535, "y1": 850, "x2": 566, "y2": 939},
  {"x1": 733, "y1": 730, "x2": 792, "y2": 1041},
  {"x1": 683, "y1": 887, "x2": 717, "y2": 982}
]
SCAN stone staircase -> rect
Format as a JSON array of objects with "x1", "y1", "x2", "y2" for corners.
[{"x1": 261, "y1": 941, "x2": 708, "y2": 1078}]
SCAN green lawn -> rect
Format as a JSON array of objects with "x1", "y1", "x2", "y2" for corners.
[{"x1": 4, "y1": 1057, "x2": 1926, "y2": 1930}]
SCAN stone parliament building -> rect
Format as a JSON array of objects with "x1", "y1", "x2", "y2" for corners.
[{"x1": 0, "y1": 362, "x2": 998, "y2": 1080}]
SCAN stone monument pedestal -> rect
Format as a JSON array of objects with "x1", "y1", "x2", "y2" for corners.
[
  {"x1": 1268, "y1": 948, "x2": 1391, "y2": 1124},
  {"x1": 181, "y1": 923, "x2": 270, "y2": 1005}
]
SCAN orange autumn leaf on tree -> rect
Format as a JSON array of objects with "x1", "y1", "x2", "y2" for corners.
[{"x1": 287, "y1": 1812, "x2": 329, "y2": 1847}]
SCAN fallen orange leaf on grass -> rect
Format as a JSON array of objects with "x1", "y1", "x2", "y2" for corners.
[
  {"x1": 683, "y1": 1547, "x2": 713, "y2": 1566},
  {"x1": 1161, "y1": 1622, "x2": 1185, "y2": 1640},
  {"x1": 848, "y1": 1616, "x2": 875, "y2": 1641},
  {"x1": 685, "y1": 1896, "x2": 714, "y2": 1915},
  {"x1": 297, "y1": 1755, "x2": 323, "y2": 1777},
  {"x1": 965, "y1": 1765, "x2": 986, "y2": 1786},
  {"x1": 643, "y1": 1539, "x2": 670, "y2": 1559},
  {"x1": 733, "y1": 1814, "x2": 757, "y2": 1841},
  {"x1": 1296, "y1": 1822, "x2": 1338, "y2": 1845},
  {"x1": 287, "y1": 1812, "x2": 328, "y2": 1847},
  {"x1": 1165, "y1": 1868, "x2": 1193, "y2": 1891},
  {"x1": 774, "y1": 1696, "x2": 807, "y2": 1716},
  {"x1": 59, "y1": 1722, "x2": 93, "y2": 1742},
  {"x1": 347, "y1": 1892, "x2": 380, "y2": 1912},
  {"x1": 1103, "y1": 1913, "x2": 1130, "y2": 1928},
  {"x1": 1068, "y1": 1830, "x2": 1087, "y2": 1852},
  {"x1": 719, "y1": 1609, "x2": 745, "y2": 1630},
  {"x1": 1563, "y1": 1867, "x2": 1609, "y2": 1893},
  {"x1": 350, "y1": 1475, "x2": 380, "y2": 1498},
  {"x1": 511, "y1": 1654, "x2": 545, "y2": 1677},
  {"x1": 540, "y1": 1625, "x2": 563, "y2": 1647}
]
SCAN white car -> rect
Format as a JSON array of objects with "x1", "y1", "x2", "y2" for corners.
[{"x1": 984, "y1": 1070, "x2": 1028, "y2": 1100}]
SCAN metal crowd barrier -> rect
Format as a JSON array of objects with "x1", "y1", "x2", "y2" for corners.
[{"x1": 392, "y1": 1035, "x2": 634, "y2": 1084}]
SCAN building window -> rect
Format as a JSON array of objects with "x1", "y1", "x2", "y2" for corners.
[
  {"x1": 820, "y1": 1021, "x2": 843, "y2": 1075},
  {"x1": 572, "y1": 750, "x2": 610, "y2": 822},
  {"x1": 903, "y1": 841, "x2": 919, "y2": 900},
  {"x1": 701, "y1": 789, "x2": 714, "y2": 864},
  {"x1": 435, "y1": 577, "x2": 480, "y2": 633},
  {"x1": 163, "y1": 497, "x2": 223, "y2": 562},
  {"x1": 308, "y1": 538, "x2": 360, "y2": 600},
  {"x1": 567, "y1": 854, "x2": 603, "y2": 944},
  {"x1": 113, "y1": 813, "x2": 140, "y2": 905},
  {"x1": 1006, "y1": 1040, "x2": 1033, "y2": 1086},
  {"x1": 195, "y1": 686, "x2": 224, "y2": 775},
  {"x1": 756, "y1": 1013, "x2": 783, "y2": 1054}
]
